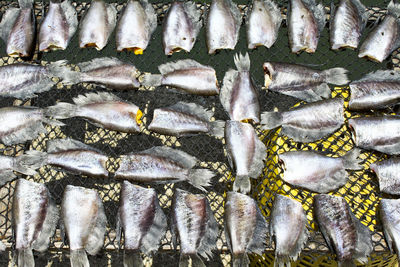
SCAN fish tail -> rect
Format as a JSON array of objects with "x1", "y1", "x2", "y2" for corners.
[
  {"x1": 70, "y1": 249, "x2": 90, "y2": 267},
  {"x1": 123, "y1": 250, "x2": 143, "y2": 267},
  {"x1": 233, "y1": 53, "x2": 250, "y2": 71},
  {"x1": 342, "y1": 148, "x2": 363, "y2": 170},
  {"x1": 388, "y1": 1, "x2": 400, "y2": 18},
  {"x1": 233, "y1": 176, "x2": 251, "y2": 194},
  {"x1": 179, "y1": 254, "x2": 206, "y2": 267},
  {"x1": 209, "y1": 120, "x2": 225, "y2": 138},
  {"x1": 142, "y1": 74, "x2": 162, "y2": 87},
  {"x1": 17, "y1": 248, "x2": 34, "y2": 267},
  {"x1": 15, "y1": 150, "x2": 47, "y2": 174},
  {"x1": 18, "y1": 0, "x2": 34, "y2": 9},
  {"x1": 338, "y1": 259, "x2": 356, "y2": 267},
  {"x1": 188, "y1": 169, "x2": 215, "y2": 192},
  {"x1": 322, "y1": 67, "x2": 349, "y2": 85},
  {"x1": 47, "y1": 60, "x2": 81, "y2": 85},
  {"x1": 45, "y1": 102, "x2": 78, "y2": 119},
  {"x1": 232, "y1": 253, "x2": 250, "y2": 267},
  {"x1": 260, "y1": 111, "x2": 283, "y2": 130}
]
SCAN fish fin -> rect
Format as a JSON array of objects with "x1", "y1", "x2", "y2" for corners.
[
  {"x1": 124, "y1": 251, "x2": 143, "y2": 267},
  {"x1": 168, "y1": 102, "x2": 214, "y2": 121},
  {"x1": 0, "y1": 8, "x2": 20, "y2": 42},
  {"x1": 0, "y1": 170, "x2": 16, "y2": 186},
  {"x1": 140, "y1": 146, "x2": 197, "y2": 169},
  {"x1": 282, "y1": 84, "x2": 330, "y2": 102},
  {"x1": 197, "y1": 199, "x2": 218, "y2": 259},
  {"x1": 141, "y1": 0, "x2": 157, "y2": 33},
  {"x1": 233, "y1": 176, "x2": 251, "y2": 194},
  {"x1": 232, "y1": 254, "x2": 250, "y2": 267},
  {"x1": 358, "y1": 70, "x2": 400, "y2": 82},
  {"x1": 6, "y1": 75, "x2": 55, "y2": 99},
  {"x1": 275, "y1": 223, "x2": 309, "y2": 265},
  {"x1": 248, "y1": 137, "x2": 266, "y2": 178},
  {"x1": 59, "y1": 0, "x2": 78, "y2": 40},
  {"x1": 45, "y1": 102, "x2": 77, "y2": 119},
  {"x1": 322, "y1": 67, "x2": 349, "y2": 85},
  {"x1": 70, "y1": 249, "x2": 90, "y2": 267},
  {"x1": 47, "y1": 60, "x2": 81, "y2": 85},
  {"x1": 234, "y1": 53, "x2": 250, "y2": 72},
  {"x1": 183, "y1": 1, "x2": 202, "y2": 35},
  {"x1": 261, "y1": 111, "x2": 283, "y2": 130},
  {"x1": 106, "y1": 3, "x2": 117, "y2": 37},
  {"x1": 388, "y1": 1, "x2": 400, "y2": 18},
  {"x1": 78, "y1": 57, "x2": 126, "y2": 72},
  {"x1": 18, "y1": 0, "x2": 34, "y2": 9},
  {"x1": 281, "y1": 124, "x2": 341, "y2": 142},
  {"x1": 227, "y1": 0, "x2": 242, "y2": 39},
  {"x1": 73, "y1": 92, "x2": 122, "y2": 105},
  {"x1": 342, "y1": 148, "x2": 363, "y2": 170},
  {"x1": 351, "y1": 0, "x2": 369, "y2": 28},
  {"x1": 158, "y1": 59, "x2": 208, "y2": 75},
  {"x1": 247, "y1": 205, "x2": 268, "y2": 255},
  {"x1": 17, "y1": 249, "x2": 34, "y2": 267},
  {"x1": 46, "y1": 138, "x2": 99, "y2": 153},
  {"x1": 302, "y1": 0, "x2": 326, "y2": 32},
  {"x1": 351, "y1": 213, "x2": 372, "y2": 264},
  {"x1": 220, "y1": 69, "x2": 239, "y2": 114},
  {"x1": 85, "y1": 196, "x2": 106, "y2": 255},
  {"x1": 209, "y1": 120, "x2": 225, "y2": 138},
  {"x1": 142, "y1": 74, "x2": 162, "y2": 87},
  {"x1": 188, "y1": 169, "x2": 215, "y2": 192},
  {"x1": 338, "y1": 260, "x2": 356, "y2": 267},
  {"x1": 15, "y1": 150, "x2": 47, "y2": 174},
  {"x1": 32, "y1": 198, "x2": 59, "y2": 252},
  {"x1": 263, "y1": 0, "x2": 283, "y2": 35},
  {"x1": 1, "y1": 121, "x2": 46, "y2": 146}
]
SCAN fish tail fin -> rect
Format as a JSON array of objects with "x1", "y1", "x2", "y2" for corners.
[
  {"x1": 142, "y1": 74, "x2": 162, "y2": 87},
  {"x1": 261, "y1": 111, "x2": 283, "y2": 130},
  {"x1": 342, "y1": 148, "x2": 363, "y2": 170},
  {"x1": 18, "y1": 0, "x2": 34, "y2": 8},
  {"x1": 17, "y1": 248, "x2": 34, "y2": 267},
  {"x1": 15, "y1": 150, "x2": 47, "y2": 174},
  {"x1": 338, "y1": 259, "x2": 356, "y2": 267},
  {"x1": 188, "y1": 169, "x2": 215, "y2": 192},
  {"x1": 70, "y1": 249, "x2": 90, "y2": 267},
  {"x1": 209, "y1": 120, "x2": 225, "y2": 138},
  {"x1": 179, "y1": 254, "x2": 206, "y2": 267},
  {"x1": 388, "y1": 1, "x2": 400, "y2": 18},
  {"x1": 232, "y1": 253, "x2": 250, "y2": 267},
  {"x1": 322, "y1": 67, "x2": 349, "y2": 85},
  {"x1": 45, "y1": 102, "x2": 78, "y2": 119},
  {"x1": 234, "y1": 53, "x2": 250, "y2": 71},
  {"x1": 47, "y1": 60, "x2": 81, "y2": 85},
  {"x1": 233, "y1": 176, "x2": 251, "y2": 194},
  {"x1": 123, "y1": 250, "x2": 143, "y2": 267}
]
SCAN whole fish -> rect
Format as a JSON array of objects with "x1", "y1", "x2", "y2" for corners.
[
  {"x1": 225, "y1": 121, "x2": 266, "y2": 193},
  {"x1": 263, "y1": 62, "x2": 349, "y2": 102},
  {"x1": 206, "y1": 0, "x2": 242, "y2": 54},
  {"x1": 314, "y1": 194, "x2": 372, "y2": 266},
  {"x1": 370, "y1": 158, "x2": 400, "y2": 195},
  {"x1": 247, "y1": 0, "x2": 282, "y2": 49},
  {"x1": 143, "y1": 59, "x2": 219, "y2": 95},
  {"x1": 172, "y1": 188, "x2": 218, "y2": 267},
  {"x1": 62, "y1": 185, "x2": 106, "y2": 267},
  {"x1": 261, "y1": 98, "x2": 344, "y2": 142},
  {"x1": 0, "y1": 0, "x2": 35, "y2": 57},
  {"x1": 46, "y1": 92, "x2": 142, "y2": 133},
  {"x1": 116, "y1": 0, "x2": 157, "y2": 54},
  {"x1": 13, "y1": 179, "x2": 58, "y2": 267},
  {"x1": 270, "y1": 195, "x2": 308, "y2": 267},
  {"x1": 114, "y1": 146, "x2": 215, "y2": 191},
  {"x1": 148, "y1": 101, "x2": 224, "y2": 137},
  {"x1": 38, "y1": 0, "x2": 78, "y2": 52},
  {"x1": 0, "y1": 154, "x2": 42, "y2": 185},
  {"x1": 117, "y1": 181, "x2": 167, "y2": 267},
  {"x1": 330, "y1": 0, "x2": 368, "y2": 50},
  {"x1": 79, "y1": 0, "x2": 117, "y2": 50},
  {"x1": 349, "y1": 70, "x2": 400, "y2": 110},
  {"x1": 348, "y1": 116, "x2": 400, "y2": 155},
  {"x1": 288, "y1": 0, "x2": 325, "y2": 53},
  {"x1": 225, "y1": 191, "x2": 268, "y2": 267},
  {"x1": 278, "y1": 149, "x2": 361, "y2": 193},
  {"x1": 359, "y1": 1, "x2": 400, "y2": 63},
  {"x1": 163, "y1": 1, "x2": 202, "y2": 55},
  {"x1": 380, "y1": 198, "x2": 400, "y2": 263},
  {"x1": 220, "y1": 53, "x2": 260, "y2": 123}
]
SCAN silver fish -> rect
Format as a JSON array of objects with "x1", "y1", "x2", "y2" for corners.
[
  {"x1": 220, "y1": 53, "x2": 260, "y2": 123},
  {"x1": 370, "y1": 158, "x2": 400, "y2": 195},
  {"x1": 114, "y1": 146, "x2": 215, "y2": 191},
  {"x1": 288, "y1": 0, "x2": 325, "y2": 53},
  {"x1": 163, "y1": 1, "x2": 202, "y2": 55},
  {"x1": 278, "y1": 149, "x2": 361, "y2": 193},
  {"x1": 62, "y1": 185, "x2": 106, "y2": 267},
  {"x1": 0, "y1": 154, "x2": 41, "y2": 185},
  {"x1": 225, "y1": 191, "x2": 267, "y2": 267},
  {"x1": 46, "y1": 92, "x2": 142, "y2": 133},
  {"x1": 263, "y1": 62, "x2": 349, "y2": 102},
  {"x1": 79, "y1": 0, "x2": 117, "y2": 50},
  {"x1": 148, "y1": 101, "x2": 224, "y2": 138},
  {"x1": 172, "y1": 188, "x2": 218, "y2": 267},
  {"x1": 38, "y1": 0, "x2": 78, "y2": 52},
  {"x1": 261, "y1": 98, "x2": 344, "y2": 142},
  {"x1": 116, "y1": 0, "x2": 157, "y2": 54},
  {"x1": 270, "y1": 195, "x2": 308, "y2": 267},
  {"x1": 359, "y1": 1, "x2": 400, "y2": 63},
  {"x1": 143, "y1": 59, "x2": 219, "y2": 95},
  {"x1": 206, "y1": 0, "x2": 242, "y2": 54},
  {"x1": 13, "y1": 179, "x2": 58, "y2": 267},
  {"x1": 225, "y1": 121, "x2": 266, "y2": 193},
  {"x1": 0, "y1": 0, "x2": 35, "y2": 57},
  {"x1": 330, "y1": 0, "x2": 368, "y2": 50},
  {"x1": 348, "y1": 116, "x2": 400, "y2": 155},
  {"x1": 247, "y1": 0, "x2": 282, "y2": 49},
  {"x1": 314, "y1": 194, "x2": 372, "y2": 266},
  {"x1": 380, "y1": 198, "x2": 400, "y2": 263}
]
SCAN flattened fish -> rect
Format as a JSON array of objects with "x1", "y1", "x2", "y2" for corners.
[
  {"x1": 62, "y1": 185, "x2": 106, "y2": 267},
  {"x1": 370, "y1": 158, "x2": 400, "y2": 195},
  {"x1": 263, "y1": 62, "x2": 349, "y2": 102},
  {"x1": 114, "y1": 146, "x2": 215, "y2": 191},
  {"x1": 270, "y1": 195, "x2": 308, "y2": 267},
  {"x1": 314, "y1": 194, "x2": 372, "y2": 266},
  {"x1": 288, "y1": 0, "x2": 325, "y2": 53},
  {"x1": 359, "y1": 1, "x2": 400, "y2": 63},
  {"x1": 206, "y1": 0, "x2": 242, "y2": 54},
  {"x1": 38, "y1": 0, "x2": 78, "y2": 52},
  {"x1": 116, "y1": 0, "x2": 156, "y2": 54},
  {"x1": 172, "y1": 188, "x2": 218, "y2": 267},
  {"x1": 143, "y1": 59, "x2": 219, "y2": 95},
  {"x1": 79, "y1": 0, "x2": 117, "y2": 50},
  {"x1": 261, "y1": 98, "x2": 344, "y2": 142},
  {"x1": 247, "y1": 0, "x2": 282, "y2": 49},
  {"x1": 13, "y1": 179, "x2": 58, "y2": 267},
  {"x1": 380, "y1": 198, "x2": 400, "y2": 262},
  {"x1": 278, "y1": 149, "x2": 361, "y2": 193},
  {"x1": 225, "y1": 191, "x2": 268, "y2": 267},
  {"x1": 330, "y1": 0, "x2": 368, "y2": 50},
  {"x1": 117, "y1": 181, "x2": 167, "y2": 267},
  {"x1": 0, "y1": 0, "x2": 35, "y2": 57},
  {"x1": 225, "y1": 121, "x2": 266, "y2": 193},
  {"x1": 220, "y1": 53, "x2": 260, "y2": 123},
  {"x1": 46, "y1": 92, "x2": 142, "y2": 133},
  {"x1": 163, "y1": 1, "x2": 202, "y2": 55},
  {"x1": 148, "y1": 101, "x2": 224, "y2": 137},
  {"x1": 0, "y1": 153, "x2": 42, "y2": 185}
]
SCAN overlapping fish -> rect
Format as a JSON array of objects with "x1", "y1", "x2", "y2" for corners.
[
  {"x1": 206, "y1": 0, "x2": 242, "y2": 54},
  {"x1": 163, "y1": 1, "x2": 201, "y2": 55},
  {"x1": 117, "y1": 181, "x2": 167, "y2": 267},
  {"x1": 143, "y1": 59, "x2": 219, "y2": 95},
  {"x1": 225, "y1": 191, "x2": 268, "y2": 267},
  {"x1": 314, "y1": 194, "x2": 372, "y2": 266},
  {"x1": 38, "y1": 0, "x2": 78, "y2": 52},
  {"x1": 359, "y1": 1, "x2": 400, "y2": 62},
  {"x1": 148, "y1": 102, "x2": 224, "y2": 137},
  {"x1": 0, "y1": 153, "x2": 41, "y2": 185},
  {"x1": 278, "y1": 149, "x2": 361, "y2": 193},
  {"x1": 172, "y1": 188, "x2": 218, "y2": 267},
  {"x1": 62, "y1": 185, "x2": 106, "y2": 267},
  {"x1": 220, "y1": 53, "x2": 260, "y2": 123},
  {"x1": 263, "y1": 62, "x2": 349, "y2": 102},
  {"x1": 116, "y1": 0, "x2": 157, "y2": 54},
  {"x1": 380, "y1": 198, "x2": 400, "y2": 262},
  {"x1": 13, "y1": 179, "x2": 58, "y2": 267},
  {"x1": 261, "y1": 98, "x2": 344, "y2": 142},
  {"x1": 247, "y1": 0, "x2": 282, "y2": 49},
  {"x1": 370, "y1": 158, "x2": 400, "y2": 195}
]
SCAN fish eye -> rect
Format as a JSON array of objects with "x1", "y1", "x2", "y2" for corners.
[
  {"x1": 381, "y1": 32, "x2": 384, "y2": 36},
  {"x1": 182, "y1": 37, "x2": 187, "y2": 40}
]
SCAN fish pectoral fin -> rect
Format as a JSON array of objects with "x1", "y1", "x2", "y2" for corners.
[
  {"x1": 232, "y1": 253, "x2": 250, "y2": 267},
  {"x1": 17, "y1": 248, "x2": 35, "y2": 267},
  {"x1": 32, "y1": 199, "x2": 59, "y2": 252},
  {"x1": 247, "y1": 205, "x2": 269, "y2": 255},
  {"x1": 197, "y1": 200, "x2": 218, "y2": 260},
  {"x1": 352, "y1": 213, "x2": 372, "y2": 264},
  {"x1": 70, "y1": 249, "x2": 90, "y2": 267},
  {"x1": 220, "y1": 69, "x2": 239, "y2": 113},
  {"x1": 85, "y1": 200, "x2": 107, "y2": 256}
]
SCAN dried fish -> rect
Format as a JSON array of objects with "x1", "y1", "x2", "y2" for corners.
[
  {"x1": 380, "y1": 198, "x2": 400, "y2": 262},
  {"x1": 261, "y1": 98, "x2": 344, "y2": 142},
  {"x1": 370, "y1": 158, "x2": 400, "y2": 195},
  {"x1": 0, "y1": 154, "x2": 41, "y2": 185}
]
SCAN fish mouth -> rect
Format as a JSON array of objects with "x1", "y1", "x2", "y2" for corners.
[
  {"x1": 263, "y1": 63, "x2": 273, "y2": 88},
  {"x1": 358, "y1": 52, "x2": 383, "y2": 63},
  {"x1": 40, "y1": 44, "x2": 63, "y2": 52}
]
